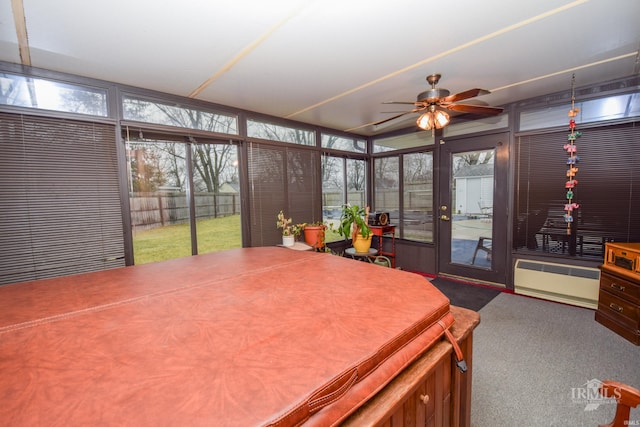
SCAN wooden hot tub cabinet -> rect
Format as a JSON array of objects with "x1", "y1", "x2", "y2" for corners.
[
  {"x1": 343, "y1": 306, "x2": 479, "y2": 427},
  {"x1": 0, "y1": 248, "x2": 479, "y2": 426}
]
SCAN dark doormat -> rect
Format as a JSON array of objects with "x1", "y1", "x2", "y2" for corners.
[{"x1": 429, "y1": 277, "x2": 503, "y2": 312}]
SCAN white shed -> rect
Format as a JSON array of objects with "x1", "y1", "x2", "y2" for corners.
[{"x1": 453, "y1": 164, "x2": 494, "y2": 215}]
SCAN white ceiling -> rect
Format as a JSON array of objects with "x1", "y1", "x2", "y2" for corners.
[{"x1": 1, "y1": 0, "x2": 639, "y2": 136}]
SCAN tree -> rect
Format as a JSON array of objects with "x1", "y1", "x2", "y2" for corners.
[
  {"x1": 128, "y1": 145, "x2": 165, "y2": 192},
  {"x1": 453, "y1": 150, "x2": 494, "y2": 174},
  {"x1": 404, "y1": 152, "x2": 433, "y2": 183},
  {"x1": 0, "y1": 75, "x2": 24, "y2": 106},
  {"x1": 322, "y1": 156, "x2": 342, "y2": 189},
  {"x1": 192, "y1": 143, "x2": 236, "y2": 193},
  {"x1": 123, "y1": 101, "x2": 239, "y2": 194},
  {"x1": 347, "y1": 159, "x2": 366, "y2": 191}
]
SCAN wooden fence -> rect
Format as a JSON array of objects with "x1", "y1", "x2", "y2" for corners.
[
  {"x1": 130, "y1": 192, "x2": 240, "y2": 230},
  {"x1": 131, "y1": 189, "x2": 431, "y2": 231}
]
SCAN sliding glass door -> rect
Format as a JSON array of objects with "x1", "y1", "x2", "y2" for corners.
[
  {"x1": 126, "y1": 139, "x2": 191, "y2": 264},
  {"x1": 192, "y1": 142, "x2": 241, "y2": 255},
  {"x1": 125, "y1": 135, "x2": 241, "y2": 265}
]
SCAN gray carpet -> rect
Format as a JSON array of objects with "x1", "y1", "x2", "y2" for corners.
[{"x1": 472, "y1": 293, "x2": 640, "y2": 426}]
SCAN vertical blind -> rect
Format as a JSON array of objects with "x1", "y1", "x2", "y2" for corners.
[{"x1": 0, "y1": 112, "x2": 124, "y2": 285}]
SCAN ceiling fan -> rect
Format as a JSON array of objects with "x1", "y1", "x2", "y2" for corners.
[{"x1": 373, "y1": 74, "x2": 504, "y2": 131}]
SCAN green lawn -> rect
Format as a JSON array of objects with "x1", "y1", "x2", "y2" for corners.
[
  {"x1": 133, "y1": 215, "x2": 347, "y2": 264},
  {"x1": 133, "y1": 215, "x2": 242, "y2": 265}
]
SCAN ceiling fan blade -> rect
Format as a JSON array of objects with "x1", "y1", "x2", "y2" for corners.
[
  {"x1": 382, "y1": 101, "x2": 420, "y2": 105},
  {"x1": 372, "y1": 110, "x2": 418, "y2": 126},
  {"x1": 445, "y1": 103, "x2": 504, "y2": 115},
  {"x1": 441, "y1": 88, "x2": 490, "y2": 104}
]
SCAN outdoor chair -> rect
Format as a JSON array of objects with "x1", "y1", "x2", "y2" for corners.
[{"x1": 472, "y1": 236, "x2": 492, "y2": 264}]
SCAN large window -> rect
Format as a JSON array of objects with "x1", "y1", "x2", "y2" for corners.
[
  {"x1": 123, "y1": 95, "x2": 238, "y2": 134},
  {"x1": 372, "y1": 131, "x2": 434, "y2": 153},
  {"x1": 321, "y1": 133, "x2": 366, "y2": 153},
  {"x1": 0, "y1": 72, "x2": 108, "y2": 116},
  {"x1": 374, "y1": 156, "x2": 399, "y2": 229},
  {"x1": 192, "y1": 142, "x2": 241, "y2": 255},
  {"x1": 321, "y1": 155, "x2": 366, "y2": 242},
  {"x1": 247, "y1": 119, "x2": 314, "y2": 146},
  {"x1": 519, "y1": 93, "x2": 640, "y2": 132},
  {"x1": 515, "y1": 122, "x2": 640, "y2": 259},
  {"x1": 403, "y1": 152, "x2": 434, "y2": 242},
  {"x1": 126, "y1": 135, "x2": 241, "y2": 264},
  {"x1": 321, "y1": 156, "x2": 344, "y2": 223},
  {"x1": 127, "y1": 139, "x2": 191, "y2": 263},
  {"x1": 373, "y1": 152, "x2": 434, "y2": 243}
]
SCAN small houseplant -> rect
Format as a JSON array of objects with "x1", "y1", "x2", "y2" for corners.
[
  {"x1": 338, "y1": 204, "x2": 372, "y2": 253},
  {"x1": 298, "y1": 221, "x2": 328, "y2": 250},
  {"x1": 277, "y1": 210, "x2": 300, "y2": 246}
]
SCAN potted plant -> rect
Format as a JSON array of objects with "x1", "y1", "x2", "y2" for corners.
[
  {"x1": 299, "y1": 221, "x2": 327, "y2": 250},
  {"x1": 338, "y1": 204, "x2": 372, "y2": 253},
  {"x1": 277, "y1": 210, "x2": 300, "y2": 247}
]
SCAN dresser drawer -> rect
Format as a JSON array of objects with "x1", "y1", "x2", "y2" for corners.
[
  {"x1": 597, "y1": 289, "x2": 639, "y2": 328},
  {"x1": 600, "y1": 271, "x2": 640, "y2": 305},
  {"x1": 595, "y1": 310, "x2": 640, "y2": 345}
]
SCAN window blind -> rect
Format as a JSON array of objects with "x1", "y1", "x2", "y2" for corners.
[
  {"x1": 0, "y1": 112, "x2": 124, "y2": 285},
  {"x1": 247, "y1": 142, "x2": 318, "y2": 246},
  {"x1": 515, "y1": 121, "x2": 639, "y2": 257}
]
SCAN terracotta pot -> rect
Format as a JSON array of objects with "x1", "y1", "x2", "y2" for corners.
[
  {"x1": 303, "y1": 225, "x2": 325, "y2": 249},
  {"x1": 352, "y1": 234, "x2": 373, "y2": 253}
]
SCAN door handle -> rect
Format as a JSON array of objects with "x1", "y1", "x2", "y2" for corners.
[{"x1": 440, "y1": 215, "x2": 450, "y2": 221}]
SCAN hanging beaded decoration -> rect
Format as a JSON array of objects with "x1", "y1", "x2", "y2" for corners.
[{"x1": 564, "y1": 74, "x2": 581, "y2": 235}]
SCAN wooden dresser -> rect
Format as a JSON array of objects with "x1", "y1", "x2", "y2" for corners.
[{"x1": 595, "y1": 243, "x2": 640, "y2": 345}]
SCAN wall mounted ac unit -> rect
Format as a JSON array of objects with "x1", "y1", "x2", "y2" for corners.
[{"x1": 514, "y1": 259, "x2": 600, "y2": 309}]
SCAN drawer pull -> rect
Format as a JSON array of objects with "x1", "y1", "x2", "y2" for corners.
[
  {"x1": 419, "y1": 394, "x2": 430, "y2": 405},
  {"x1": 609, "y1": 303, "x2": 623, "y2": 313},
  {"x1": 610, "y1": 283, "x2": 626, "y2": 292}
]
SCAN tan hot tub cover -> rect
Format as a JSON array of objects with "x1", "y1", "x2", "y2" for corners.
[{"x1": 0, "y1": 247, "x2": 455, "y2": 426}]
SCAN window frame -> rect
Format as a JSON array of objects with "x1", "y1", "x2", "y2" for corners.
[{"x1": 372, "y1": 148, "x2": 435, "y2": 243}]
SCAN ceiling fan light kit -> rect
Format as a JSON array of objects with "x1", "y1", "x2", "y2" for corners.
[
  {"x1": 375, "y1": 73, "x2": 504, "y2": 133},
  {"x1": 416, "y1": 107, "x2": 450, "y2": 131}
]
